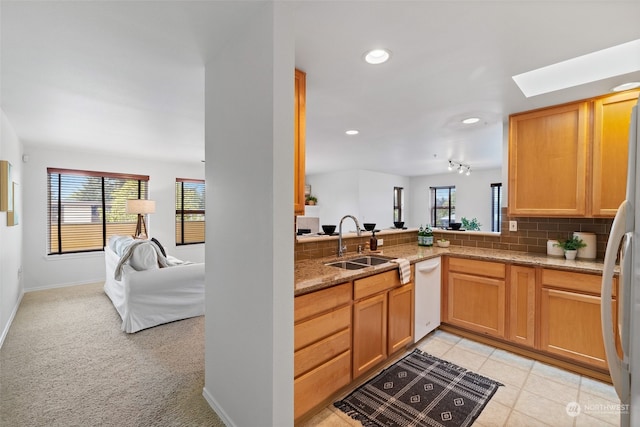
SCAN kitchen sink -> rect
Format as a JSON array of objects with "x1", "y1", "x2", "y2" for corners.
[{"x1": 325, "y1": 255, "x2": 394, "y2": 270}]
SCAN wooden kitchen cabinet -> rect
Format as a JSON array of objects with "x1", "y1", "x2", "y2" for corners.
[
  {"x1": 509, "y1": 90, "x2": 639, "y2": 218},
  {"x1": 508, "y1": 101, "x2": 589, "y2": 217},
  {"x1": 591, "y1": 90, "x2": 640, "y2": 216},
  {"x1": 508, "y1": 266, "x2": 536, "y2": 347},
  {"x1": 539, "y1": 269, "x2": 615, "y2": 370},
  {"x1": 294, "y1": 69, "x2": 306, "y2": 215},
  {"x1": 352, "y1": 269, "x2": 414, "y2": 379},
  {"x1": 294, "y1": 282, "x2": 351, "y2": 422},
  {"x1": 445, "y1": 258, "x2": 506, "y2": 338}
]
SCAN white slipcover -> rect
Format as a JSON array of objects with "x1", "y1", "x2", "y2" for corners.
[{"x1": 103, "y1": 246, "x2": 205, "y2": 333}]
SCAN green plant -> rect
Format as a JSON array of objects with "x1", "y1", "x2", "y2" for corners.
[
  {"x1": 461, "y1": 217, "x2": 482, "y2": 231},
  {"x1": 555, "y1": 236, "x2": 587, "y2": 251},
  {"x1": 305, "y1": 195, "x2": 317, "y2": 204}
]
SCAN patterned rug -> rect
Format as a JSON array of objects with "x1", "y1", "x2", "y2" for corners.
[{"x1": 334, "y1": 349, "x2": 503, "y2": 427}]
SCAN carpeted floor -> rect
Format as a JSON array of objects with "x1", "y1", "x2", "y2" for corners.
[{"x1": 0, "y1": 283, "x2": 225, "y2": 427}]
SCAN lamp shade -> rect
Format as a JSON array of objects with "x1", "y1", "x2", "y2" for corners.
[{"x1": 126, "y1": 199, "x2": 156, "y2": 214}]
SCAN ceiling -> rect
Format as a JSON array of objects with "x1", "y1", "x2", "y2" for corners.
[{"x1": 2, "y1": 1, "x2": 640, "y2": 176}]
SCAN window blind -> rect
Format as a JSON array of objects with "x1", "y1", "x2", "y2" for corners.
[
  {"x1": 176, "y1": 178, "x2": 205, "y2": 245},
  {"x1": 491, "y1": 183, "x2": 502, "y2": 232},
  {"x1": 430, "y1": 186, "x2": 456, "y2": 228},
  {"x1": 47, "y1": 168, "x2": 149, "y2": 255}
]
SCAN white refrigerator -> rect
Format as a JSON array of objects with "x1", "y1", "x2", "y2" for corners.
[{"x1": 602, "y1": 95, "x2": 639, "y2": 427}]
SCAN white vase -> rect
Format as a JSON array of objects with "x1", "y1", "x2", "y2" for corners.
[{"x1": 564, "y1": 250, "x2": 577, "y2": 260}]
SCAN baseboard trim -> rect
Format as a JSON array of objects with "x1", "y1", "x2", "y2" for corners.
[
  {"x1": 0, "y1": 290, "x2": 24, "y2": 349},
  {"x1": 202, "y1": 386, "x2": 235, "y2": 427},
  {"x1": 24, "y1": 278, "x2": 105, "y2": 293}
]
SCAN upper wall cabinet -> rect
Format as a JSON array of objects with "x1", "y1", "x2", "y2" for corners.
[
  {"x1": 591, "y1": 90, "x2": 639, "y2": 216},
  {"x1": 508, "y1": 90, "x2": 639, "y2": 217},
  {"x1": 294, "y1": 69, "x2": 306, "y2": 215}
]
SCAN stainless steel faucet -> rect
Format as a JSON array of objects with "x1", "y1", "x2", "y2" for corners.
[{"x1": 338, "y1": 215, "x2": 362, "y2": 257}]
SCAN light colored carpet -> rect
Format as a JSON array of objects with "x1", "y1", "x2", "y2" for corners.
[{"x1": 0, "y1": 283, "x2": 225, "y2": 427}]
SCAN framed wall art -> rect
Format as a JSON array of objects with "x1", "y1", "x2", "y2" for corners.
[
  {"x1": 7, "y1": 182, "x2": 18, "y2": 226},
  {"x1": 0, "y1": 160, "x2": 11, "y2": 212}
]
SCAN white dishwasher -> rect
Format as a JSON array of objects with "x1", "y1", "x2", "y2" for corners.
[{"x1": 414, "y1": 257, "x2": 441, "y2": 342}]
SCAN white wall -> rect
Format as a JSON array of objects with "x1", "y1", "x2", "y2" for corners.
[
  {"x1": 0, "y1": 110, "x2": 24, "y2": 347},
  {"x1": 306, "y1": 170, "x2": 411, "y2": 229},
  {"x1": 203, "y1": 2, "x2": 293, "y2": 426},
  {"x1": 408, "y1": 168, "x2": 502, "y2": 231},
  {"x1": 21, "y1": 145, "x2": 204, "y2": 291}
]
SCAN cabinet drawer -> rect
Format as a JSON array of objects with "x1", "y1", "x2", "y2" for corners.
[
  {"x1": 448, "y1": 257, "x2": 505, "y2": 279},
  {"x1": 294, "y1": 328, "x2": 351, "y2": 378},
  {"x1": 295, "y1": 282, "x2": 351, "y2": 322},
  {"x1": 294, "y1": 305, "x2": 351, "y2": 351},
  {"x1": 294, "y1": 350, "x2": 351, "y2": 421},
  {"x1": 354, "y1": 269, "x2": 401, "y2": 300},
  {"x1": 541, "y1": 269, "x2": 612, "y2": 296}
]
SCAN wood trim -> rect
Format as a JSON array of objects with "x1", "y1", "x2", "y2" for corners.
[
  {"x1": 47, "y1": 167, "x2": 149, "y2": 181},
  {"x1": 509, "y1": 266, "x2": 536, "y2": 347},
  {"x1": 176, "y1": 177, "x2": 205, "y2": 183},
  {"x1": 294, "y1": 69, "x2": 306, "y2": 215}
]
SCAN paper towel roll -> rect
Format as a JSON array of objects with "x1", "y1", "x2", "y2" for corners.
[{"x1": 573, "y1": 232, "x2": 596, "y2": 259}]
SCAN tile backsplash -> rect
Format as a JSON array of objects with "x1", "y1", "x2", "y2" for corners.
[{"x1": 294, "y1": 208, "x2": 613, "y2": 261}]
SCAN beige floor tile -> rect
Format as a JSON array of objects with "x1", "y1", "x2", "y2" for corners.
[
  {"x1": 491, "y1": 383, "x2": 521, "y2": 408},
  {"x1": 530, "y1": 361, "x2": 581, "y2": 387},
  {"x1": 574, "y1": 412, "x2": 619, "y2": 426},
  {"x1": 418, "y1": 337, "x2": 454, "y2": 357},
  {"x1": 432, "y1": 329, "x2": 463, "y2": 345},
  {"x1": 441, "y1": 345, "x2": 488, "y2": 371},
  {"x1": 513, "y1": 389, "x2": 575, "y2": 426},
  {"x1": 577, "y1": 390, "x2": 623, "y2": 426},
  {"x1": 300, "y1": 408, "x2": 351, "y2": 427},
  {"x1": 474, "y1": 400, "x2": 511, "y2": 427},
  {"x1": 455, "y1": 338, "x2": 495, "y2": 357},
  {"x1": 488, "y1": 348, "x2": 535, "y2": 371},
  {"x1": 478, "y1": 358, "x2": 529, "y2": 388},
  {"x1": 580, "y1": 376, "x2": 619, "y2": 402},
  {"x1": 506, "y1": 410, "x2": 553, "y2": 426},
  {"x1": 522, "y1": 372, "x2": 579, "y2": 406}
]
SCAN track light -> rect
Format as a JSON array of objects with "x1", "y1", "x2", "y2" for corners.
[{"x1": 448, "y1": 160, "x2": 472, "y2": 176}]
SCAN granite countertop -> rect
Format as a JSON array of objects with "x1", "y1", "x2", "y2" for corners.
[{"x1": 294, "y1": 243, "x2": 611, "y2": 296}]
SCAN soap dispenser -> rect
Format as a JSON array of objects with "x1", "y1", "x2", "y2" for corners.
[{"x1": 369, "y1": 230, "x2": 378, "y2": 251}]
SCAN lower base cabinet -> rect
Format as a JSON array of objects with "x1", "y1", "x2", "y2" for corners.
[
  {"x1": 294, "y1": 283, "x2": 352, "y2": 422},
  {"x1": 352, "y1": 269, "x2": 414, "y2": 380}
]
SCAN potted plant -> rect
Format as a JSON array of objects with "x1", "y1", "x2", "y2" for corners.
[
  {"x1": 554, "y1": 236, "x2": 587, "y2": 260},
  {"x1": 305, "y1": 195, "x2": 317, "y2": 206}
]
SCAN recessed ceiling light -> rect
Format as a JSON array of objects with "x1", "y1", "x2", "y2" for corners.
[
  {"x1": 345, "y1": 130, "x2": 359, "y2": 135},
  {"x1": 364, "y1": 49, "x2": 391, "y2": 65},
  {"x1": 512, "y1": 38, "x2": 640, "y2": 97},
  {"x1": 612, "y1": 82, "x2": 640, "y2": 92},
  {"x1": 462, "y1": 117, "x2": 480, "y2": 125}
]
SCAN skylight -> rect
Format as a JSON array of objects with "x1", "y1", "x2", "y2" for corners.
[{"x1": 512, "y1": 38, "x2": 640, "y2": 97}]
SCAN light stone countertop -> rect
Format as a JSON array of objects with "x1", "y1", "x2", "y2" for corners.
[{"x1": 294, "y1": 243, "x2": 612, "y2": 296}]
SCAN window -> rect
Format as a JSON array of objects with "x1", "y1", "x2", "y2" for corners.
[
  {"x1": 430, "y1": 186, "x2": 456, "y2": 228},
  {"x1": 47, "y1": 168, "x2": 149, "y2": 255},
  {"x1": 393, "y1": 187, "x2": 404, "y2": 222},
  {"x1": 491, "y1": 183, "x2": 502, "y2": 232},
  {"x1": 176, "y1": 179, "x2": 205, "y2": 245}
]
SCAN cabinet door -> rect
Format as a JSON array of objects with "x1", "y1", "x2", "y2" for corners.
[
  {"x1": 294, "y1": 69, "x2": 306, "y2": 215},
  {"x1": 447, "y1": 272, "x2": 506, "y2": 338},
  {"x1": 353, "y1": 293, "x2": 387, "y2": 379},
  {"x1": 388, "y1": 283, "x2": 414, "y2": 355},
  {"x1": 591, "y1": 90, "x2": 639, "y2": 217},
  {"x1": 540, "y1": 288, "x2": 610, "y2": 369},
  {"x1": 508, "y1": 102, "x2": 589, "y2": 216},
  {"x1": 509, "y1": 266, "x2": 536, "y2": 347}
]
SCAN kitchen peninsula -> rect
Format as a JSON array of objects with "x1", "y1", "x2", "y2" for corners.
[{"x1": 293, "y1": 229, "x2": 616, "y2": 423}]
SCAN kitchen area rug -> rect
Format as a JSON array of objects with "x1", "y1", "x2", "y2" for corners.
[{"x1": 334, "y1": 349, "x2": 503, "y2": 427}]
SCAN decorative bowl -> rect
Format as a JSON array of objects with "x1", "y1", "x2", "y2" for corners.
[
  {"x1": 363, "y1": 223, "x2": 376, "y2": 231},
  {"x1": 393, "y1": 221, "x2": 405, "y2": 229},
  {"x1": 449, "y1": 222, "x2": 462, "y2": 230},
  {"x1": 437, "y1": 240, "x2": 450, "y2": 248},
  {"x1": 321, "y1": 225, "x2": 336, "y2": 235}
]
